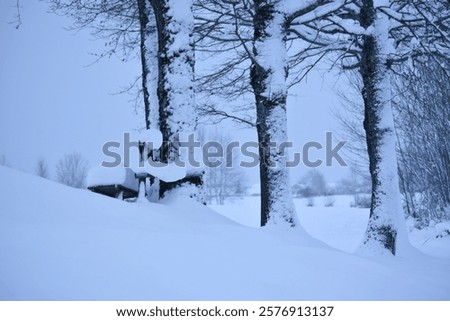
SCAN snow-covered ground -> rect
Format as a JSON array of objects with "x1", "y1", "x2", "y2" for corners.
[
  {"x1": 211, "y1": 195, "x2": 450, "y2": 257},
  {"x1": 0, "y1": 166, "x2": 449, "y2": 300},
  {"x1": 213, "y1": 195, "x2": 369, "y2": 253}
]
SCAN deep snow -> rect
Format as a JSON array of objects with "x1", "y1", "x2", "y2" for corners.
[{"x1": 0, "y1": 166, "x2": 449, "y2": 300}]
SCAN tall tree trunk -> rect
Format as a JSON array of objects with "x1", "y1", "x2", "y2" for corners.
[
  {"x1": 137, "y1": 0, "x2": 160, "y2": 200},
  {"x1": 137, "y1": 0, "x2": 152, "y2": 130},
  {"x1": 150, "y1": 0, "x2": 203, "y2": 199},
  {"x1": 251, "y1": 0, "x2": 297, "y2": 227},
  {"x1": 358, "y1": 0, "x2": 408, "y2": 255}
]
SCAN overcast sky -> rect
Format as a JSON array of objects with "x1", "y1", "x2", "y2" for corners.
[{"x1": 0, "y1": 0, "x2": 352, "y2": 185}]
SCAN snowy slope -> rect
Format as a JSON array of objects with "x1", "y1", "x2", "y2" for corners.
[{"x1": 1, "y1": 166, "x2": 449, "y2": 300}]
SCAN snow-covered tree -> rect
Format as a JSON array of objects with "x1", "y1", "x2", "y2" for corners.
[
  {"x1": 137, "y1": 0, "x2": 157, "y2": 131},
  {"x1": 195, "y1": 0, "x2": 349, "y2": 227},
  {"x1": 308, "y1": 0, "x2": 450, "y2": 254},
  {"x1": 250, "y1": 0, "x2": 296, "y2": 226},
  {"x1": 336, "y1": 61, "x2": 450, "y2": 228},
  {"x1": 353, "y1": 0, "x2": 450, "y2": 255},
  {"x1": 355, "y1": 0, "x2": 405, "y2": 254},
  {"x1": 50, "y1": 0, "x2": 203, "y2": 199},
  {"x1": 149, "y1": 0, "x2": 203, "y2": 199}
]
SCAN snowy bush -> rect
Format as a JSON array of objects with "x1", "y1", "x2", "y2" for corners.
[{"x1": 435, "y1": 222, "x2": 450, "y2": 238}]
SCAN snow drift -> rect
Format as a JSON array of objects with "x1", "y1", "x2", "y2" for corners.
[{"x1": 0, "y1": 165, "x2": 449, "y2": 300}]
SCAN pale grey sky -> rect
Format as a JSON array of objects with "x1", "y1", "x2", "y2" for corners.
[{"x1": 0, "y1": 1, "x2": 140, "y2": 173}]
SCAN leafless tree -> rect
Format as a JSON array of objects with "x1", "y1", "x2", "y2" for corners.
[
  {"x1": 320, "y1": 0, "x2": 450, "y2": 253},
  {"x1": 199, "y1": 128, "x2": 249, "y2": 205},
  {"x1": 195, "y1": 0, "x2": 350, "y2": 227},
  {"x1": 394, "y1": 61, "x2": 450, "y2": 227},
  {"x1": 336, "y1": 57, "x2": 450, "y2": 228},
  {"x1": 35, "y1": 158, "x2": 50, "y2": 179},
  {"x1": 0, "y1": 154, "x2": 10, "y2": 167},
  {"x1": 56, "y1": 152, "x2": 89, "y2": 188}
]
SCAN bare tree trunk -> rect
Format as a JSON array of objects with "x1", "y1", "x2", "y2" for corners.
[
  {"x1": 137, "y1": 0, "x2": 152, "y2": 130},
  {"x1": 358, "y1": 0, "x2": 407, "y2": 255},
  {"x1": 251, "y1": 0, "x2": 296, "y2": 227}
]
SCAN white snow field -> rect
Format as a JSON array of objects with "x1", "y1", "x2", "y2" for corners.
[{"x1": 0, "y1": 165, "x2": 449, "y2": 300}]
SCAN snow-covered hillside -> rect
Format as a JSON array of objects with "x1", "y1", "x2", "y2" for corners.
[{"x1": 0, "y1": 166, "x2": 449, "y2": 300}]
